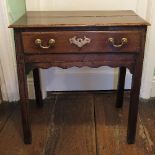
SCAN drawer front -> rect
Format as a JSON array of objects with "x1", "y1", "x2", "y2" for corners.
[{"x1": 22, "y1": 31, "x2": 142, "y2": 54}]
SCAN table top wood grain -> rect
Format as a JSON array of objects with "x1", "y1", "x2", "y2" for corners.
[{"x1": 9, "y1": 10, "x2": 149, "y2": 28}]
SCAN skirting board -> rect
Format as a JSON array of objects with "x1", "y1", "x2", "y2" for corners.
[
  {"x1": 27, "y1": 78, "x2": 47, "y2": 99},
  {"x1": 151, "y1": 77, "x2": 155, "y2": 97},
  {"x1": 27, "y1": 78, "x2": 35, "y2": 99}
]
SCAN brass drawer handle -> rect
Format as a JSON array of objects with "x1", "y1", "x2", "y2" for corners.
[
  {"x1": 108, "y1": 38, "x2": 128, "y2": 48},
  {"x1": 69, "y1": 36, "x2": 91, "y2": 48},
  {"x1": 35, "y1": 39, "x2": 55, "y2": 49}
]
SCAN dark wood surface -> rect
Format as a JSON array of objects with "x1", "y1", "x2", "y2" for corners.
[
  {"x1": 0, "y1": 92, "x2": 155, "y2": 155},
  {"x1": 33, "y1": 68, "x2": 43, "y2": 107},
  {"x1": 10, "y1": 11, "x2": 148, "y2": 144},
  {"x1": 22, "y1": 31, "x2": 142, "y2": 54},
  {"x1": 9, "y1": 11, "x2": 149, "y2": 28},
  {"x1": 24, "y1": 53, "x2": 136, "y2": 72},
  {"x1": 15, "y1": 30, "x2": 32, "y2": 143},
  {"x1": 116, "y1": 67, "x2": 126, "y2": 108}
]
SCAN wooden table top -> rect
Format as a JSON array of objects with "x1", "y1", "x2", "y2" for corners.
[{"x1": 9, "y1": 11, "x2": 149, "y2": 28}]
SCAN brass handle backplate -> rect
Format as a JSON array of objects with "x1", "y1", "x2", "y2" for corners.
[
  {"x1": 35, "y1": 39, "x2": 55, "y2": 49},
  {"x1": 69, "y1": 36, "x2": 91, "y2": 48},
  {"x1": 108, "y1": 38, "x2": 128, "y2": 48}
]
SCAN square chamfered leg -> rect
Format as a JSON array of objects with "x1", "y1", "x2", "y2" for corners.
[
  {"x1": 33, "y1": 68, "x2": 43, "y2": 108},
  {"x1": 127, "y1": 57, "x2": 143, "y2": 144},
  {"x1": 116, "y1": 67, "x2": 126, "y2": 108},
  {"x1": 17, "y1": 63, "x2": 32, "y2": 144}
]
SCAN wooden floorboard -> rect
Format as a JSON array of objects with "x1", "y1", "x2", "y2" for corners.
[
  {"x1": 139, "y1": 99, "x2": 155, "y2": 154},
  {"x1": 0, "y1": 92, "x2": 154, "y2": 155},
  {"x1": 0, "y1": 95, "x2": 56, "y2": 155},
  {"x1": 0, "y1": 102, "x2": 16, "y2": 132},
  {"x1": 44, "y1": 94, "x2": 96, "y2": 155},
  {"x1": 94, "y1": 93, "x2": 151, "y2": 155}
]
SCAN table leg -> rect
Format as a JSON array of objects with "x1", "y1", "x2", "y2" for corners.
[
  {"x1": 127, "y1": 60, "x2": 143, "y2": 144},
  {"x1": 17, "y1": 63, "x2": 32, "y2": 144},
  {"x1": 116, "y1": 67, "x2": 126, "y2": 108},
  {"x1": 33, "y1": 68, "x2": 43, "y2": 107}
]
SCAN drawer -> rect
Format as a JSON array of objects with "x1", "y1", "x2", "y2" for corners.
[{"x1": 22, "y1": 31, "x2": 142, "y2": 54}]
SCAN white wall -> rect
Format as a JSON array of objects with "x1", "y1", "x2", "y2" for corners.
[
  {"x1": 140, "y1": 0, "x2": 155, "y2": 98},
  {"x1": 26, "y1": 0, "x2": 137, "y2": 11}
]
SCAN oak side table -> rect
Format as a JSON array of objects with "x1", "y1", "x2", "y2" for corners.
[{"x1": 9, "y1": 11, "x2": 149, "y2": 144}]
